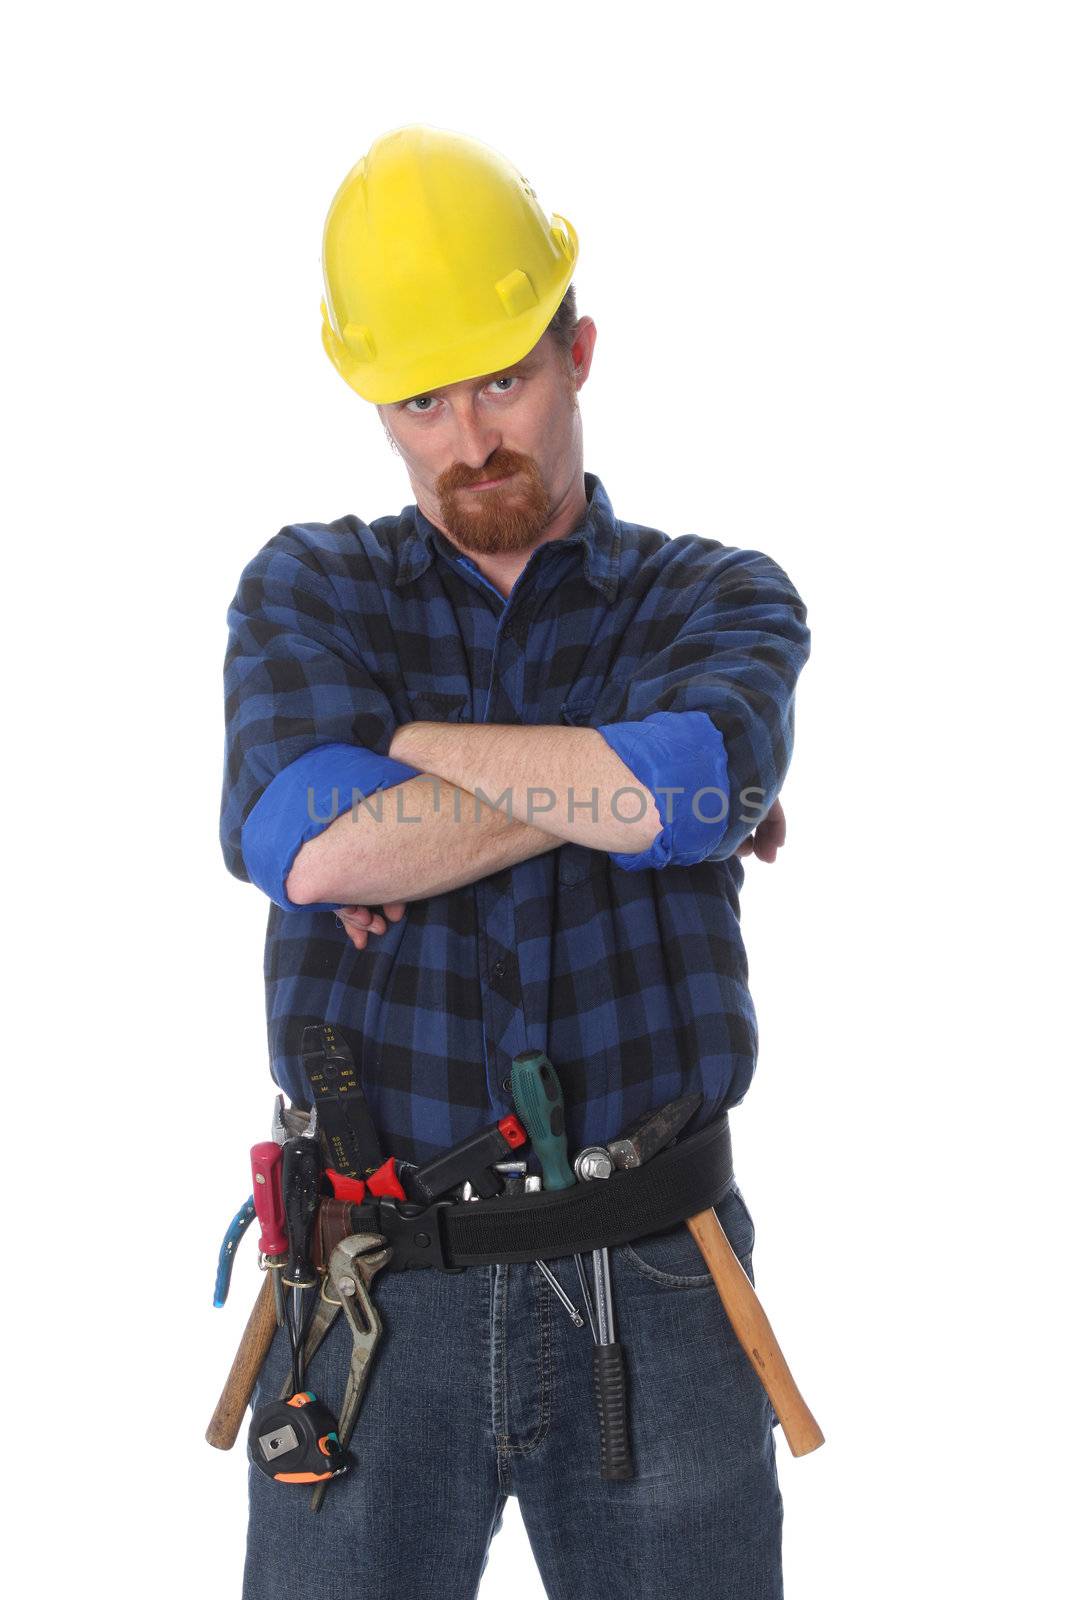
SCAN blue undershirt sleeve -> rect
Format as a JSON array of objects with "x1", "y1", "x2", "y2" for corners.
[
  {"x1": 593, "y1": 709, "x2": 731, "y2": 871},
  {"x1": 241, "y1": 742, "x2": 419, "y2": 911}
]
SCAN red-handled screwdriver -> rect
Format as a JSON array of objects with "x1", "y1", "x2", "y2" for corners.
[{"x1": 250, "y1": 1141, "x2": 287, "y2": 1325}]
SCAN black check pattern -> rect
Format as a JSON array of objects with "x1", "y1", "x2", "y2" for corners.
[{"x1": 220, "y1": 474, "x2": 810, "y2": 1165}]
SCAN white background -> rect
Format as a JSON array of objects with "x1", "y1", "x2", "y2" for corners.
[{"x1": 4, "y1": 2, "x2": 1063, "y2": 1595}]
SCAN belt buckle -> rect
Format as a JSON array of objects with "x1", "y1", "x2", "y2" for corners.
[{"x1": 372, "y1": 1197, "x2": 464, "y2": 1273}]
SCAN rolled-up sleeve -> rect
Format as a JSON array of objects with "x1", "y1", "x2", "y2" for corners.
[
  {"x1": 594, "y1": 710, "x2": 731, "y2": 870},
  {"x1": 220, "y1": 533, "x2": 417, "y2": 910},
  {"x1": 596, "y1": 546, "x2": 810, "y2": 869}
]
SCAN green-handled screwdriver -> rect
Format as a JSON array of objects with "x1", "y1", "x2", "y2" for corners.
[
  {"x1": 509, "y1": 1050, "x2": 575, "y2": 1190},
  {"x1": 510, "y1": 1054, "x2": 595, "y2": 1351}
]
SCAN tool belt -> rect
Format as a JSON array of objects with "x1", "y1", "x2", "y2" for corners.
[
  {"x1": 208, "y1": 1090, "x2": 824, "y2": 1497},
  {"x1": 337, "y1": 1111, "x2": 734, "y2": 1270}
]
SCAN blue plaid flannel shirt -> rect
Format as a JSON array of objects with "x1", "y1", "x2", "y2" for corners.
[{"x1": 220, "y1": 473, "x2": 811, "y2": 1166}]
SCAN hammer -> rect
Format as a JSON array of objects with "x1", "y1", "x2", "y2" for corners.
[{"x1": 609, "y1": 1094, "x2": 825, "y2": 1458}]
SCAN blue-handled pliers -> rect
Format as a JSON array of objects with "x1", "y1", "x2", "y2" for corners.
[{"x1": 213, "y1": 1195, "x2": 257, "y2": 1308}]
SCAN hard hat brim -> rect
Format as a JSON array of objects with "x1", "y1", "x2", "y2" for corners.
[{"x1": 322, "y1": 261, "x2": 577, "y2": 405}]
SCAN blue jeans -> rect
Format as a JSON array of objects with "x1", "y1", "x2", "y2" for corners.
[{"x1": 243, "y1": 1181, "x2": 783, "y2": 1598}]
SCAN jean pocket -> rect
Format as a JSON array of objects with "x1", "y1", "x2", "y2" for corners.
[{"x1": 618, "y1": 1182, "x2": 756, "y2": 1288}]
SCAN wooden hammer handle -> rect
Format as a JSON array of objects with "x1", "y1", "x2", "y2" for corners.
[
  {"x1": 205, "y1": 1274, "x2": 279, "y2": 1451},
  {"x1": 686, "y1": 1208, "x2": 825, "y2": 1457}
]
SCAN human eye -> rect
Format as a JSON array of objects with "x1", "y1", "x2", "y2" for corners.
[
  {"x1": 403, "y1": 394, "x2": 439, "y2": 415},
  {"x1": 486, "y1": 374, "x2": 520, "y2": 395}
]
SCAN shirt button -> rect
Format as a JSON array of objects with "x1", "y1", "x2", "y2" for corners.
[{"x1": 491, "y1": 958, "x2": 507, "y2": 979}]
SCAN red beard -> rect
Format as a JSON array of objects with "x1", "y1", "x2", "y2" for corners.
[{"x1": 436, "y1": 450, "x2": 552, "y2": 555}]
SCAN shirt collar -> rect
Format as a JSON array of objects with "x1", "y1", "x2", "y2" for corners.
[{"x1": 395, "y1": 471, "x2": 621, "y2": 603}]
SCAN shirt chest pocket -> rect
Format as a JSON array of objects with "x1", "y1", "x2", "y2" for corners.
[{"x1": 407, "y1": 690, "x2": 472, "y2": 724}]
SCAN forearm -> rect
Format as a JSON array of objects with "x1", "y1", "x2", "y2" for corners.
[
  {"x1": 286, "y1": 773, "x2": 562, "y2": 906},
  {"x1": 389, "y1": 722, "x2": 661, "y2": 854}
]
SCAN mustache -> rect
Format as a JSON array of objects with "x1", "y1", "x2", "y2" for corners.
[{"x1": 437, "y1": 451, "x2": 532, "y2": 493}]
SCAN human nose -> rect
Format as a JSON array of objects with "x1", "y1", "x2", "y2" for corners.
[{"x1": 447, "y1": 394, "x2": 502, "y2": 470}]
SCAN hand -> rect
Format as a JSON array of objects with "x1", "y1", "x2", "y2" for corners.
[
  {"x1": 334, "y1": 901, "x2": 407, "y2": 950},
  {"x1": 734, "y1": 798, "x2": 786, "y2": 863}
]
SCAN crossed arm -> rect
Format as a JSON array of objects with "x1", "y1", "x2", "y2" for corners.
[
  {"x1": 222, "y1": 538, "x2": 807, "y2": 940},
  {"x1": 285, "y1": 720, "x2": 661, "y2": 909},
  {"x1": 285, "y1": 721, "x2": 786, "y2": 951}
]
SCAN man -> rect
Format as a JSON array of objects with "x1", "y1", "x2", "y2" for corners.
[{"x1": 221, "y1": 124, "x2": 811, "y2": 1599}]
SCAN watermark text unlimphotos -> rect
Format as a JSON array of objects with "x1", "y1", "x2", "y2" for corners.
[{"x1": 305, "y1": 778, "x2": 767, "y2": 828}]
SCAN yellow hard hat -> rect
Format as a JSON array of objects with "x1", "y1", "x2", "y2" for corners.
[{"x1": 320, "y1": 124, "x2": 579, "y2": 405}]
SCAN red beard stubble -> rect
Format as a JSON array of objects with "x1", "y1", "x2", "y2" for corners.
[{"x1": 436, "y1": 448, "x2": 553, "y2": 555}]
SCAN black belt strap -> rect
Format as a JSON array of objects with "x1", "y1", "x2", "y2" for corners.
[{"x1": 345, "y1": 1112, "x2": 735, "y2": 1269}]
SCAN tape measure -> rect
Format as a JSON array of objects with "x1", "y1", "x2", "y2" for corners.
[{"x1": 248, "y1": 1392, "x2": 348, "y2": 1484}]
